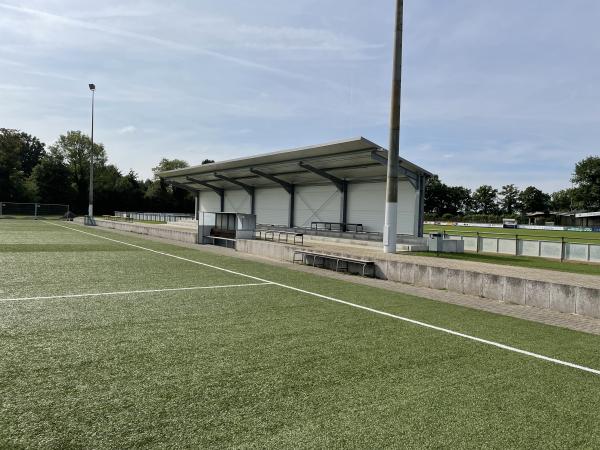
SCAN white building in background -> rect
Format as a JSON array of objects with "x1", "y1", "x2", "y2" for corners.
[{"x1": 159, "y1": 137, "x2": 431, "y2": 237}]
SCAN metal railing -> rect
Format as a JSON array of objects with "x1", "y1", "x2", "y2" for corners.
[
  {"x1": 114, "y1": 211, "x2": 194, "y2": 223},
  {"x1": 0, "y1": 202, "x2": 70, "y2": 218}
]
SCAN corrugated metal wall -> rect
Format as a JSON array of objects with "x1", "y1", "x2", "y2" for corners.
[
  {"x1": 347, "y1": 181, "x2": 416, "y2": 235},
  {"x1": 224, "y1": 190, "x2": 251, "y2": 214},
  {"x1": 199, "y1": 191, "x2": 221, "y2": 212},
  {"x1": 255, "y1": 188, "x2": 289, "y2": 225},
  {"x1": 294, "y1": 185, "x2": 341, "y2": 228},
  {"x1": 199, "y1": 180, "x2": 418, "y2": 234}
]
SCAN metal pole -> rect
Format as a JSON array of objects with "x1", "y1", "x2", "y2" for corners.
[
  {"x1": 383, "y1": 0, "x2": 403, "y2": 253},
  {"x1": 88, "y1": 85, "x2": 95, "y2": 217}
]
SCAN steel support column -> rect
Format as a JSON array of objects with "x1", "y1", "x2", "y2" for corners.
[
  {"x1": 340, "y1": 181, "x2": 348, "y2": 228},
  {"x1": 289, "y1": 184, "x2": 295, "y2": 228}
]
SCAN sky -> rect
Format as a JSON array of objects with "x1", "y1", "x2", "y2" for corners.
[{"x1": 1, "y1": 0, "x2": 599, "y2": 192}]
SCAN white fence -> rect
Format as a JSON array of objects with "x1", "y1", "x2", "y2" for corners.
[{"x1": 445, "y1": 234, "x2": 600, "y2": 263}]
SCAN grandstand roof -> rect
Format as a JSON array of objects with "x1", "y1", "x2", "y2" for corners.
[{"x1": 158, "y1": 137, "x2": 431, "y2": 192}]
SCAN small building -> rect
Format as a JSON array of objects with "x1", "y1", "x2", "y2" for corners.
[
  {"x1": 553, "y1": 211, "x2": 600, "y2": 228},
  {"x1": 526, "y1": 211, "x2": 553, "y2": 225},
  {"x1": 158, "y1": 137, "x2": 431, "y2": 237}
]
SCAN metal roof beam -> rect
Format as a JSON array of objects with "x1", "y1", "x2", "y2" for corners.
[
  {"x1": 298, "y1": 162, "x2": 346, "y2": 192},
  {"x1": 186, "y1": 177, "x2": 224, "y2": 196},
  {"x1": 249, "y1": 168, "x2": 293, "y2": 194},
  {"x1": 165, "y1": 179, "x2": 198, "y2": 194},
  {"x1": 213, "y1": 173, "x2": 254, "y2": 196},
  {"x1": 370, "y1": 150, "x2": 419, "y2": 188}
]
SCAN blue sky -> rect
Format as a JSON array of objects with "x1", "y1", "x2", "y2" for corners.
[{"x1": 1, "y1": 1, "x2": 598, "y2": 191}]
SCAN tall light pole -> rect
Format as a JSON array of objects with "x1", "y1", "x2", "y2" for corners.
[
  {"x1": 383, "y1": 0, "x2": 403, "y2": 253},
  {"x1": 88, "y1": 83, "x2": 95, "y2": 218}
]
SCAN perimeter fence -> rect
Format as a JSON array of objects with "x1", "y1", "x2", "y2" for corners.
[{"x1": 435, "y1": 230, "x2": 600, "y2": 263}]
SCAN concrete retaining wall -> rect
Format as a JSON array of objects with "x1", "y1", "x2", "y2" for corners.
[
  {"x1": 236, "y1": 239, "x2": 600, "y2": 319},
  {"x1": 75, "y1": 217, "x2": 197, "y2": 244}
]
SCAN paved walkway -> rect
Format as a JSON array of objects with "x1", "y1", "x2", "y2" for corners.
[{"x1": 88, "y1": 225, "x2": 600, "y2": 336}]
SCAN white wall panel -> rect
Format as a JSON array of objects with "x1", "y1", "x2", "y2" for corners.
[
  {"x1": 294, "y1": 185, "x2": 341, "y2": 228},
  {"x1": 224, "y1": 190, "x2": 251, "y2": 214},
  {"x1": 255, "y1": 188, "x2": 289, "y2": 225},
  {"x1": 347, "y1": 181, "x2": 416, "y2": 234},
  {"x1": 199, "y1": 191, "x2": 221, "y2": 213},
  {"x1": 397, "y1": 180, "x2": 416, "y2": 235},
  {"x1": 347, "y1": 182, "x2": 384, "y2": 232}
]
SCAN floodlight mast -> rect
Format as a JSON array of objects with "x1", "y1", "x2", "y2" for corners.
[
  {"x1": 88, "y1": 83, "x2": 95, "y2": 218},
  {"x1": 383, "y1": 0, "x2": 403, "y2": 253}
]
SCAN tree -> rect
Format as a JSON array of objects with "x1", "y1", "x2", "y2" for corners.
[
  {"x1": 0, "y1": 128, "x2": 35, "y2": 201},
  {"x1": 447, "y1": 185, "x2": 472, "y2": 215},
  {"x1": 518, "y1": 186, "x2": 550, "y2": 213},
  {"x1": 17, "y1": 131, "x2": 45, "y2": 176},
  {"x1": 572, "y1": 156, "x2": 600, "y2": 209},
  {"x1": 202, "y1": 159, "x2": 215, "y2": 165},
  {"x1": 152, "y1": 158, "x2": 189, "y2": 179},
  {"x1": 28, "y1": 154, "x2": 74, "y2": 205},
  {"x1": 472, "y1": 185, "x2": 499, "y2": 214},
  {"x1": 425, "y1": 175, "x2": 472, "y2": 216},
  {"x1": 499, "y1": 184, "x2": 520, "y2": 215},
  {"x1": 48, "y1": 131, "x2": 107, "y2": 212},
  {"x1": 551, "y1": 189, "x2": 575, "y2": 211},
  {"x1": 424, "y1": 175, "x2": 446, "y2": 215},
  {"x1": 146, "y1": 158, "x2": 192, "y2": 212}
]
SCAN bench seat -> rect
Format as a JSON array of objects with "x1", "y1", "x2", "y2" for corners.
[{"x1": 293, "y1": 250, "x2": 374, "y2": 277}]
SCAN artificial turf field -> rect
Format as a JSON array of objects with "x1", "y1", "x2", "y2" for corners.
[{"x1": 2, "y1": 220, "x2": 600, "y2": 448}]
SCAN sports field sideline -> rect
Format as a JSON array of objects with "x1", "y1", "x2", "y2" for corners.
[{"x1": 2, "y1": 219, "x2": 600, "y2": 447}]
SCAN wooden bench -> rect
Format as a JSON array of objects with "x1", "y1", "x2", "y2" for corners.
[{"x1": 293, "y1": 250, "x2": 375, "y2": 277}]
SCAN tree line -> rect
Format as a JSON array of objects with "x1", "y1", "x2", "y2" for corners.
[
  {"x1": 0, "y1": 128, "x2": 202, "y2": 215},
  {"x1": 2, "y1": 127, "x2": 598, "y2": 221},
  {"x1": 425, "y1": 156, "x2": 600, "y2": 222}
]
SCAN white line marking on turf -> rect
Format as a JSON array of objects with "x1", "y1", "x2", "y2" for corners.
[
  {"x1": 0, "y1": 283, "x2": 272, "y2": 303},
  {"x1": 47, "y1": 221, "x2": 600, "y2": 376}
]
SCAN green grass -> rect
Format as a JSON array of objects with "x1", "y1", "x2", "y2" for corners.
[
  {"x1": 409, "y1": 251, "x2": 600, "y2": 276},
  {"x1": 2, "y1": 219, "x2": 600, "y2": 447},
  {"x1": 424, "y1": 224, "x2": 600, "y2": 243}
]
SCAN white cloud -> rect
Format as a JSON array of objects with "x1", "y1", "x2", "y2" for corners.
[{"x1": 117, "y1": 125, "x2": 136, "y2": 134}]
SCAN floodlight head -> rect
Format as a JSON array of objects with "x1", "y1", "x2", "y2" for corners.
[{"x1": 88, "y1": 83, "x2": 96, "y2": 91}]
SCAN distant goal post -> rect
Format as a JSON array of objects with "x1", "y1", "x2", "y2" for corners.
[{"x1": 0, "y1": 202, "x2": 71, "y2": 220}]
